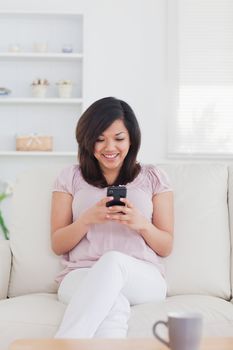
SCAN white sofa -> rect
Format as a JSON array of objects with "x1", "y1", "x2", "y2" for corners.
[{"x1": 1, "y1": 163, "x2": 233, "y2": 349}]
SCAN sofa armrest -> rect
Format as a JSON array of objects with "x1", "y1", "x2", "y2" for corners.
[{"x1": 0, "y1": 240, "x2": 12, "y2": 299}]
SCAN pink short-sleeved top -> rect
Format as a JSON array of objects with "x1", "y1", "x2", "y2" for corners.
[{"x1": 52, "y1": 164, "x2": 172, "y2": 283}]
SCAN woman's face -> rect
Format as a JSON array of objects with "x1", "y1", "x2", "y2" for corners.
[{"x1": 94, "y1": 119, "x2": 130, "y2": 174}]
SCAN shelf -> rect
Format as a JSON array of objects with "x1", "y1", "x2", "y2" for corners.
[
  {"x1": 0, "y1": 11, "x2": 83, "y2": 18},
  {"x1": 0, "y1": 52, "x2": 83, "y2": 61},
  {"x1": 0, "y1": 98, "x2": 82, "y2": 105},
  {"x1": 0, "y1": 151, "x2": 77, "y2": 157}
]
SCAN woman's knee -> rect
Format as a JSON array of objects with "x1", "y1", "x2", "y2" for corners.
[
  {"x1": 57, "y1": 268, "x2": 89, "y2": 304},
  {"x1": 99, "y1": 250, "x2": 128, "y2": 266},
  {"x1": 95, "y1": 251, "x2": 130, "y2": 279}
]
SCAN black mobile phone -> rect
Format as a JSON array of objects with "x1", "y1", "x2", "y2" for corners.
[{"x1": 106, "y1": 185, "x2": 127, "y2": 207}]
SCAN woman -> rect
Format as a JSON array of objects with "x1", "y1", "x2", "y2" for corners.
[{"x1": 51, "y1": 96, "x2": 174, "y2": 338}]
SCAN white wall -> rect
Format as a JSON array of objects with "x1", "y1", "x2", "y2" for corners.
[{"x1": 81, "y1": 0, "x2": 168, "y2": 163}]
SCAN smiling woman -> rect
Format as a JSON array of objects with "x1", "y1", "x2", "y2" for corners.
[
  {"x1": 75, "y1": 97, "x2": 141, "y2": 187},
  {"x1": 51, "y1": 96, "x2": 174, "y2": 339}
]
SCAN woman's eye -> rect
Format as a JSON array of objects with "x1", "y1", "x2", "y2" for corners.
[{"x1": 96, "y1": 138, "x2": 124, "y2": 142}]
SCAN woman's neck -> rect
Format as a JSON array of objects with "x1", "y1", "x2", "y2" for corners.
[{"x1": 103, "y1": 170, "x2": 119, "y2": 185}]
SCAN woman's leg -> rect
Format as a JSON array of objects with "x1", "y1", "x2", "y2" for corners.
[
  {"x1": 55, "y1": 251, "x2": 130, "y2": 338},
  {"x1": 94, "y1": 253, "x2": 166, "y2": 338},
  {"x1": 94, "y1": 292, "x2": 130, "y2": 338},
  {"x1": 57, "y1": 268, "x2": 89, "y2": 304},
  {"x1": 55, "y1": 251, "x2": 166, "y2": 339}
]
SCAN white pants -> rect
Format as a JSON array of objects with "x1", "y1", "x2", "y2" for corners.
[{"x1": 55, "y1": 251, "x2": 166, "y2": 339}]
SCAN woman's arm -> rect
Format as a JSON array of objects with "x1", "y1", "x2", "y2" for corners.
[
  {"x1": 138, "y1": 191, "x2": 174, "y2": 257},
  {"x1": 51, "y1": 192, "x2": 113, "y2": 255},
  {"x1": 106, "y1": 191, "x2": 174, "y2": 257},
  {"x1": 51, "y1": 192, "x2": 90, "y2": 255}
]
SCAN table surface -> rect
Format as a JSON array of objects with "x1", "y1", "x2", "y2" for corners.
[{"x1": 9, "y1": 338, "x2": 233, "y2": 350}]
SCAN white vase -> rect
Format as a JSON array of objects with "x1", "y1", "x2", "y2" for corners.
[
  {"x1": 31, "y1": 85, "x2": 48, "y2": 98},
  {"x1": 58, "y1": 84, "x2": 73, "y2": 98},
  {"x1": 33, "y1": 42, "x2": 48, "y2": 53}
]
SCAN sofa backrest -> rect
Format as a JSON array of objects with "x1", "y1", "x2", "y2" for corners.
[
  {"x1": 161, "y1": 164, "x2": 230, "y2": 299},
  {"x1": 8, "y1": 165, "x2": 64, "y2": 297},
  {"x1": 8, "y1": 163, "x2": 231, "y2": 299}
]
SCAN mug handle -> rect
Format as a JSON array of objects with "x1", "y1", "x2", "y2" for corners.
[{"x1": 152, "y1": 320, "x2": 170, "y2": 348}]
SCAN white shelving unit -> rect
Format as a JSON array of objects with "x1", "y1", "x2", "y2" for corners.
[
  {"x1": 0, "y1": 151, "x2": 77, "y2": 156},
  {"x1": 0, "y1": 98, "x2": 82, "y2": 104},
  {"x1": 0, "y1": 11, "x2": 83, "y2": 155},
  {"x1": 0, "y1": 52, "x2": 83, "y2": 60}
]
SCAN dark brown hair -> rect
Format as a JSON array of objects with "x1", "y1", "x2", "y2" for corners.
[{"x1": 76, "y1": 97, "x2": 141, "y2": 187}]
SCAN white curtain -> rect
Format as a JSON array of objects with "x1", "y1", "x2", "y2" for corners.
[{"x1": 168, "y1": 0, "x2": 233, "y2": 157}]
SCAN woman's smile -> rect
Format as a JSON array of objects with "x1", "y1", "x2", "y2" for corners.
[{"x1": 102, "y1": 153, "x2": 119, "y2": 160}]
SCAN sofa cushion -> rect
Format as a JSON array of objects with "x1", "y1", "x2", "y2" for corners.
[
  {"x1": 128, "y1": 295, "x2": 233, "y2": 338},
  {"x1": 0, "y1": 293, "x2": 65, "y2": 350},
  {"x1": 8, "y1": 165, "x2": 67, "y2": 297},
  {"x1": 159, "y1": 164, "x2": 230, "y2": 299},
  {"x1": 0, "y1": 293, "x2": 233, "y2": 350}
]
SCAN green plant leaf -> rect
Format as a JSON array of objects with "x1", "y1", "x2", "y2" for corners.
[
  {"x1": 0, "y1": 210, "x2": 9, "y2": 240},
  {"x1": 0, "y1": 193, "x2": 7, "y2": 202}
]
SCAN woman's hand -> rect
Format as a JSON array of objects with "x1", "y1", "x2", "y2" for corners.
[
  {"x1": 105, "y1": 198, "x2": 149, "y2": 232},
  {"x1": 80, "y1": 197, "x2": 114, "y2": 226}
]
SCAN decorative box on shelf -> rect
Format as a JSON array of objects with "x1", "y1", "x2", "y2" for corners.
[{"x1": 16, "y1": 134, "x2": 53, "y2": 151}]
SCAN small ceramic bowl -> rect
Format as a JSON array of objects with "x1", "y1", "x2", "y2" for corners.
[{"x1": 0, "y1": 87, "x2": 11, "y2": 96}]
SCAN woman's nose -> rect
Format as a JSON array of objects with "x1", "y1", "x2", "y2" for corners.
[{"x1": 105, "y1": 139, "x2": 116, "y2": 149}]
